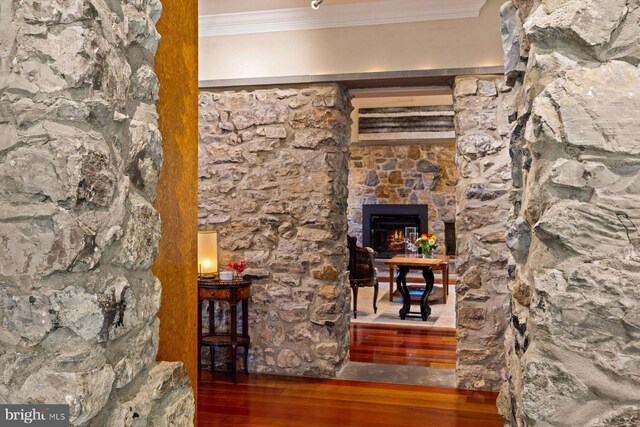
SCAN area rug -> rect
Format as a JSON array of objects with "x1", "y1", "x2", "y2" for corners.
[{"x1": 350, "y1": 285, "x2": 456, "y2": 329}]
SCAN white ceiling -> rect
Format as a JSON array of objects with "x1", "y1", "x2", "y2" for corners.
[{"x1": 199, "y1": 0, "x2": 488, "y2": 37}]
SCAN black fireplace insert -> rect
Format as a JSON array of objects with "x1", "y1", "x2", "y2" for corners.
[{"x1": 363, "y1": 204, "x2": 428, "y2": 258}]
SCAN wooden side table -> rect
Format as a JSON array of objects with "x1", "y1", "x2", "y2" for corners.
[
  {"x1": 386, "y1": 255, "x2": 450, "y2": 303},
  {"x1": 384, "y1": 256, "x2": 450, "y2": 321},
  {"x1": 198, "y1": 277, "x2": 251, "y2": 384}
]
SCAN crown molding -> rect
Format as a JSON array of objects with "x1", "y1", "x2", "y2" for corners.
[
  {"x1": 198, "y1": 66, "x2": 504, "y2": 89},
  {"x1": 199, "y1": 0, "x2": 487, "y2": 37}
]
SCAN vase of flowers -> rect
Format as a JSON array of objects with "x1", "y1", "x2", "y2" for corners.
[
  {"x1": 227, "y1": 260, "x2": 247, "y2": 279},
  {"x1": 415, "y1": 234, "x2": 439, "y2": 258}
]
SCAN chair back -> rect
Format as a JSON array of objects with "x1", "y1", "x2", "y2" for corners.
[{"x1": 347, "y1": 236, "x2": 376, "y2": 285}]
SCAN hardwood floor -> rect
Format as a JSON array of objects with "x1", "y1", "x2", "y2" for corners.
[
  {"x1": 350, "y1": 323, "x2": 457, "y2": 368},
  {"x1": 198, "y1": 324, "x2": 502, "y2": 426},
  {"x1": 198, "y1": 371, "x2": 503, "y2": 426}
]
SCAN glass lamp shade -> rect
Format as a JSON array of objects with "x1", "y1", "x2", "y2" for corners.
[{"x1": 198, "y1": 231, "x2": 218, "y2": 277}]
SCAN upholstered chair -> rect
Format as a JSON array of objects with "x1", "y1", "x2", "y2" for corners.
[{"x1": 347, "y1": 235, "x2": 379, "y2": 318}]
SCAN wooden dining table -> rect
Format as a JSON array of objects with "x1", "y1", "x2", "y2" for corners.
[{"x1": 384, "y1": 255, "x2": 450, "y2": 321}]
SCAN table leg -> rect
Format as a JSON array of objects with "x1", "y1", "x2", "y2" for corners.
[
  {"x1": 242, "y1": 299, "x2": 249, "y2": 374},
  {"x1": 396, "y1": 266, "x2": 411, "y2": 319},
  {"x1": 389, "y1": 266, "x2": 394, "y2": 301},
  {"x1": 197, "y1": 300, "x2": 202, "y2": 381},
  {"x1": 230, "y1": 301, "x2": 238, "y2": 384},
  {"x1": 208, "y1": 300, "x2": 215, "y2": 372},
  {"x1": 352, "y1": 285, "x2": 359, "y2": 318},
  {"x1": 420, "y1": 268, "x2": 435, "y2": 321},
  {"x1": 443, "y1": 264, "x2": 449, "y2": 304}
]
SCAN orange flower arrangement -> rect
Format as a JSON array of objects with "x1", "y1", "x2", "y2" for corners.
[{"x1": 415, "y1": 234, "x2": 439, "y2": 255}]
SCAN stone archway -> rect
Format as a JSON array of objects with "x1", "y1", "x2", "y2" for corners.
[
  {"x1": 187, "y1": 0, "x2": 640, "y2": 423},
  {"x1": 197, "y1": 81, "x2": 515, "y2": 390}
]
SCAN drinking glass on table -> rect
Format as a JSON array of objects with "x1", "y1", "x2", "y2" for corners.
[{"x1": 405, "y1": 227, "x2": 418, "y2": 257}]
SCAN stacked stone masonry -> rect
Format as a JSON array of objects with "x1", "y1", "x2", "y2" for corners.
[
  {"x1": 0, "y1": 1, "x2": 194, "y2": 425},
  {"x1": 453, "y1": 75, "x2": 513, "y2": 391},
  {"x1": 347, "y1": 142, "x2": 457, "y2": 248},
  {"x1": 499, "y1": 1, "x2": 640, "y2": 426},
  {"x1": 198, "y1": 85, "x2": 352, "y2": 377}
]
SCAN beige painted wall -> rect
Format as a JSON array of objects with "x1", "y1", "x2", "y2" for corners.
[{"x1": 199, "y1": 0, "x2": 504, "y2": 82}]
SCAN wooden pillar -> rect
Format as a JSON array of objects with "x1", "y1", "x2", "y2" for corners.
[{"x1": 154, "y1": 0, "x2": 199, "y2": 406}]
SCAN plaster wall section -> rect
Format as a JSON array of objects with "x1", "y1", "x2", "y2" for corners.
[
  {"x1": 0, "y1": 1, "x2": 193, "y2": 424},
  {"x1": 453, "y1": 75, "x2": 513, "y2": 391},
  {"x1": 198, "y1": 0, "x2": 506, "y2": 81},
  {"x1": 499, "y1": 1, "x2": 640, "y2": 425},
  {"x1": 198, "y1": 85, "x2": 352, "y2": 377}
]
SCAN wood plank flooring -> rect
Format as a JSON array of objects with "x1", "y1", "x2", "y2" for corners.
[
  {"x1": 198, "y1": 324, "x2": 502, "y2": 426},
  {"x1": 350, "y1": 323, "x2": 457, "y2": 369},
  {"x1": 198, "y1": 371, "x2": 503, "y2": 426}
]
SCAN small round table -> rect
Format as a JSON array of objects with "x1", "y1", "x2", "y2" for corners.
[
  {"x1": 384, "y1": 256, "x2": 450, "y2": 321},
  {"x1": 198, "y1": 277, "x2": 251, "y2": 384}
]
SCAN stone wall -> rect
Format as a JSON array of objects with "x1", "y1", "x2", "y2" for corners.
[
  {"x1": 499, "y1": 1, "x2": 640, "y2": 425},
  {"x1": 198, "y1": 85, "x2": 352, "y2": 377},
  {"x1": 453, "y1": 75, "x2": 512, "y2": 391},
  {"x1": 347, "y1": 142, "x2": 457, "y2": 247},
  {"x1": 0, "y1": 1, "x2": 193, "y2": 425}
]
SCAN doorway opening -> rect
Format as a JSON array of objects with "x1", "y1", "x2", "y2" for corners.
[{"x1": 341, "y1": 86, "x2": 458, "y2": 387}]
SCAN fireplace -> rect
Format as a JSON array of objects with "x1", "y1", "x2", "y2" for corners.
[{"x1": 363, "y1": 204, "x2": 428, "y2": 258}]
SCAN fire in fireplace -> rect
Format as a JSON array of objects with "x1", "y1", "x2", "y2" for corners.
[{"x1": 363, "y1": 204, "x2": 428, "y2": 258}]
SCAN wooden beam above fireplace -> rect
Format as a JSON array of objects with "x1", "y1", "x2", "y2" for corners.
[{"x1": 358, "y1": 106, "x2": 455, "y2": 142}]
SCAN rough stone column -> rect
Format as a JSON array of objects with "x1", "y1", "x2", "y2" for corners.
[
  {"x1": 0, "y1": 1, "x2": 193, "y2": 425},
  {"x1": 453, "y1": 75, "x2": 512, "y2": 391},
  {"x1": 198, "y1": 85, "x2": 352, "y2": 377},
  {"x1": 499, "y1": 1, "x2": 640, "y2": 425}
]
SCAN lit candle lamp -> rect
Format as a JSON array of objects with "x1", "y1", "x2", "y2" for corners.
[{"x1": 198, "y1": 231, "x2": 218, "y2": 278}]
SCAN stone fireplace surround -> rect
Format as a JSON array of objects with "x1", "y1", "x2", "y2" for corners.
[{"x1": 347, "y1": 142, "x2": 457, "y2": 250}]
